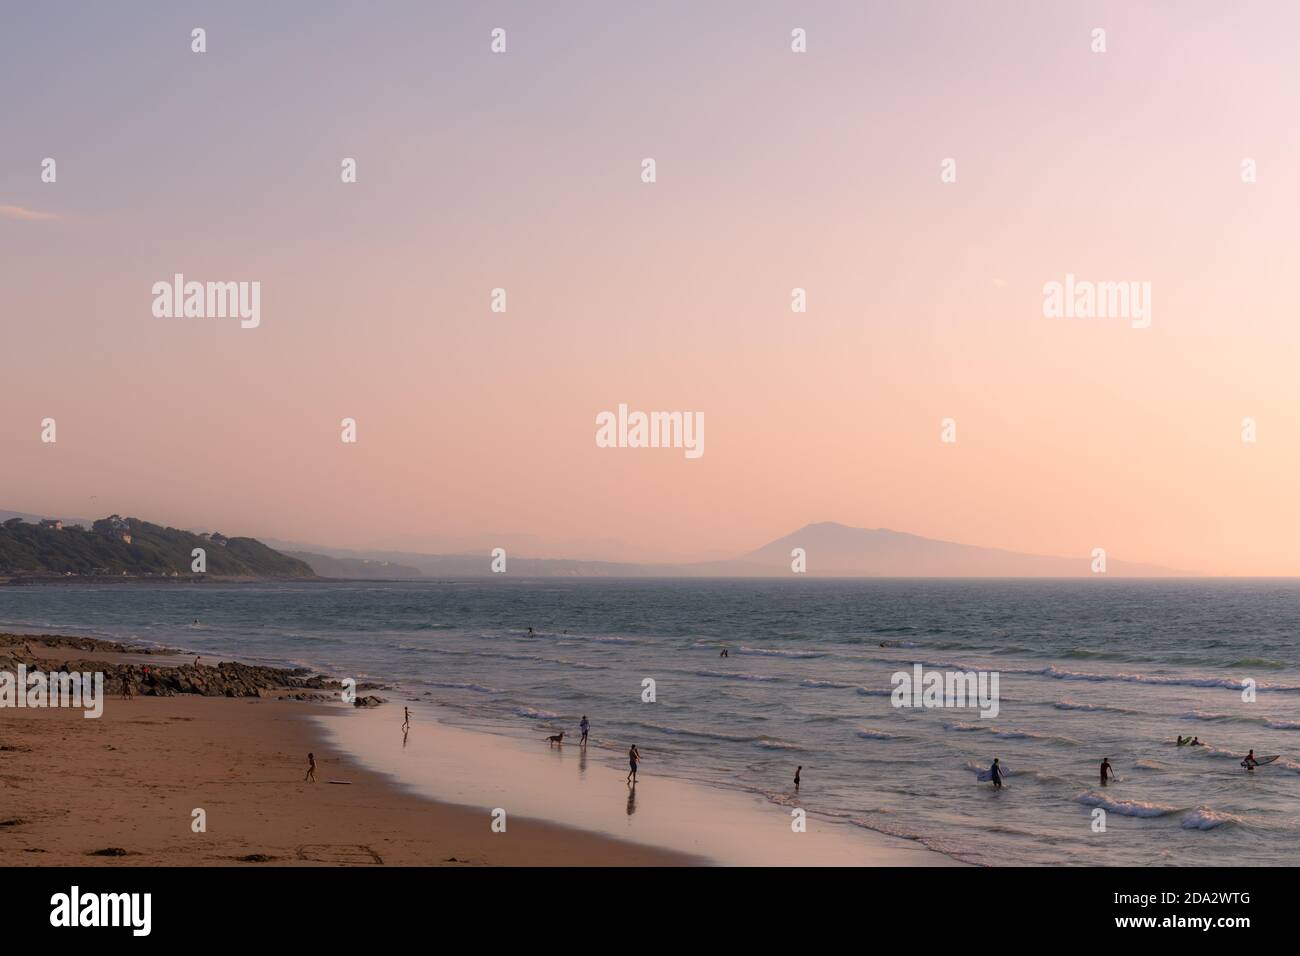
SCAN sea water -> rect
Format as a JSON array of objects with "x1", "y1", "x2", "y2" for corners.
[{"x1": 3, "y1": 578, "x2": 1297, "y2": 866}]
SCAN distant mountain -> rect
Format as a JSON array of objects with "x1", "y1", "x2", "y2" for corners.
[
  {"x1": 273, "y1": 522, "x2": 1183, "y2": 578},
  {"x1": 286, "y1": 546, "x2": 668, "y2": 578},
  {"x1": 0, "y1": 515, "x2": 314, "y2": 579},
  {"x1": 285, "y1": 551, "x2": 425, "y2": 580},
  {"x1": 742, "y1": 522, "x2": 1185, "y2": 577},
  {"x1": 4, "y1": 508, "x2": 1182, "y2": 579}
]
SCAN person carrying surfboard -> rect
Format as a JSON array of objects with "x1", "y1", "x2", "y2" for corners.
[
  {"x1": 989, "y1": 758, "x2": 1003, "y2": 789},
  {"x1": 1242, "y1": 750, "x2": 1258, "y2": 771},
  {"x1": 1099, "y1": 757, "x2": 1114, "y2": 786}
]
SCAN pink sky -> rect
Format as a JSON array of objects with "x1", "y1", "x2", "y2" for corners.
[{"x1": 3, "y1": 2, "x2": 1299, "y2": 573}]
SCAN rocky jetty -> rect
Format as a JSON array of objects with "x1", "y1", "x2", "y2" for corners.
[{"x1": 0, "y1": 632, "x2": 359, "y2": 700}]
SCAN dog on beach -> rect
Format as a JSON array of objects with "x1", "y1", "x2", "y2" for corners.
[{"x1": 546, "y1": 731, "x2": 565, "y2": 747}]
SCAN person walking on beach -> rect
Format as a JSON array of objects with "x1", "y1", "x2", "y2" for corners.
[
  {"x1": 1100, "y1": 757, "x2": 1114, "y2": 787},
  {"x1": 305, "y1": 752, "x2": 317, "y2": 783},
  {"x1": 402, "y1": 707, "x2": 411, "y2": 732},
  {"x1": 627, "y1": 745, "x2": 642, "y2": 785},
  {"x1": 794, "y1": 765, "x2": 802, "y2": 791},
  {"x1": 989, "y1": 758, "x2": 1003, "y2": 790},
  {"x1": 579, "y1": 715, "x2": 589, "y2": 746},
  {"x1": 121, "y1": 675, "x2": 133, "y2": 701}
]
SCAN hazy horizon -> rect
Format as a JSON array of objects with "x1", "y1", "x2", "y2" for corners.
[{"x1": 6, "y1": 1, "x2": 1300, "y2": 574}]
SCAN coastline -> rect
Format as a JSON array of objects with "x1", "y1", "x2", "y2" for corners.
[
  {"x1": 1, "y1": 633, "x2": 958, "y2": 866},
  {"x1": 1, "y1": 692, "x2": 696, "y2": 867},
  {"x1": 0, "y1": 633, "x2": 691, "y2": 865}
]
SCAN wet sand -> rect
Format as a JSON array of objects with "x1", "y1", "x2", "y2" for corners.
[{"x1": 319, "y1": 703, "x2": 963, "y2": 866}]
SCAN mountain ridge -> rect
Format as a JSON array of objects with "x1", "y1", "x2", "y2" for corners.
[{"x1": 0, "y1": 514, "x2": 314, "y2": 579}]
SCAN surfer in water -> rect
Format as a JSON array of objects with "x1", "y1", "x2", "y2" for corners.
[
  {"x1": 1190, "y1": 737, "x2": 1203, "y2": 747},
  {"x1": 1099, "y1": 757, "x2": 1114, "y2": 786},
  {"x1": 1177, "y1": 736, "x2": 1190, "y2": 746},
  {"x1": 1242, "y1": 749, "x2": 1258, "y2": 771},
  {"x1": 990, "y1": 758, "x2": 1003, "y2": 790}
]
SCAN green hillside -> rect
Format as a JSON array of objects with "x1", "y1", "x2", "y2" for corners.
[{"x1": 0, "y1": 515, "x2": 315, "y2": 578}]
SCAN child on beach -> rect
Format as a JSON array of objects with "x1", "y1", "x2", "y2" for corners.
[
  {"x1": 305, "y1": 752, "x2": 317, "y2": 783},
  {"x1": 627, "y1": 745, "x2": 641, "y2": 785},
  {"x1": 579, "y1": 715, "x2": 589, "y2": 746}
]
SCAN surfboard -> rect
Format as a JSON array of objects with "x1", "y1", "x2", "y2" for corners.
[
  {"x1": 976, "y1": 765, "x2": 1010, "y2": 782},
  {"x1": 1242, "y1": 755, "x2": 1280, "y2": 767}
]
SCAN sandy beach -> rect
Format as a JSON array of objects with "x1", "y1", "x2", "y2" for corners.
[
  {"x1": 0, "y1": 635, "x2": 691, "y2": 866},
  {"x1": 0, "y1": 633, "x2": 959, "y2": 866}
]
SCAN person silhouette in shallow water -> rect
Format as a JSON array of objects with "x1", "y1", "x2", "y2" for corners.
[{"x1": 627, "y1": 745, "x2": 641, "y2": 784}]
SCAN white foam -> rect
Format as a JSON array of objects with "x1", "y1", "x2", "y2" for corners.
[
  {"x1": 857, "y1": 729, "x2": 904, "y2": 740},
  {"x1": 695, "y1": 670, "x2": 781, "y2": 682},
  {"x1": 1180, "y1": 808, "x2": 1242, "y2": 830},
  {"x1": 513, "y1": 706, "x2": 560, "y2": 720},
  {"x1": 1075, "y1": 793, "x2": 1180, "y2": 817}
]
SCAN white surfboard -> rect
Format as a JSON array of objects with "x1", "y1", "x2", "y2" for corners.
[{"x1": 1242, "y1": 755, "x2": 1280, "y2": 767}]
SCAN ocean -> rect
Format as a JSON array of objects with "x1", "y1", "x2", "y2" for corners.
[{"x1": 3, "y1": 578, "x2": 1298, "y2": 866}]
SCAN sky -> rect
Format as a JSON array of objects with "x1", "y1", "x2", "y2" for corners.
[{"x1": 3, "y1": 1, "x2": 1300, "y2": 573}]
